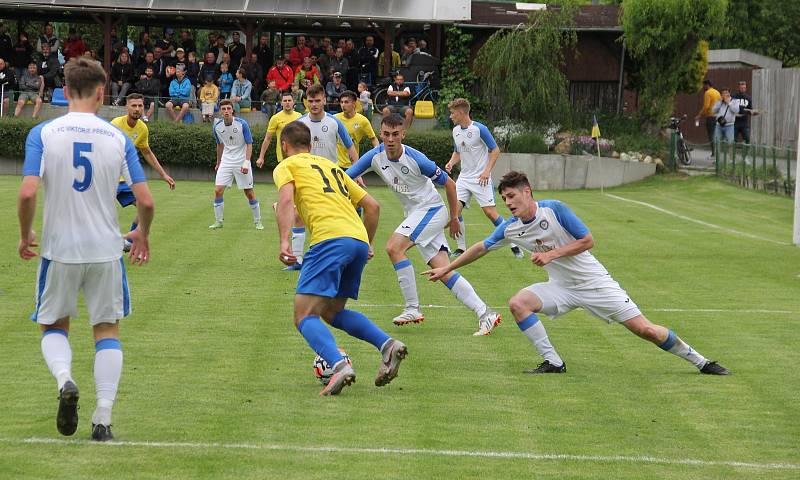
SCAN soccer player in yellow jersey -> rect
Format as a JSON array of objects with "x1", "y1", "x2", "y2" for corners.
[
  {"x1": 334, "y1": 90, "x2": 378, "y2": 168},
  {"x1": 111, "y1": 93, "x2": 175, "y2": 250},
  {"x1": 274, "y1": 121, "x2": 407, "y2": 396},
  {"x1": 255, "y1": 91, "x2": 302, "y2": 167}
]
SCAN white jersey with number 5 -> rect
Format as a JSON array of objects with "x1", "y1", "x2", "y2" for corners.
[{"x1": 22, "y1": 112, "x2": 146, "y2": 264}]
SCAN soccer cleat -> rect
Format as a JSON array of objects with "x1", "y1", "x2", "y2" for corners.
[
  {"x1": 392, "y1": 308, "x2": 424, "y2": 326},
  {"x1": 473, "y1": 310, "x2": 502, "y2": 336},
  {"x1": 282, "y1": 263, "x2": 302, "y2": 271},
  {"x1": 56, "y1": 381, "x2": 79, "y2": 436},
  {"x1": 451, "y1": 249, "x2": 465, "y2": 258},
  {"x1": 91, "y1": 423, "x2": 114, "y2": 442},
  {"x1": 319, "y1": 359, "x2": 356, "y2": 396},
  {"x1": 254, "y1": 221, "x2": 264, "y2": 230},
  {"x1": 523, "y1": 360, "x2": 566, "y2": 374},
  {"x1": 699, "y1": 360, "x2": 730, "y2": 375},
  {"x1": 511, "y1": 246, "x2": 524, "y2": 259},
  {"x1": 208, "y1": 221, "x2": 224, "y2": 229},
  {"x1": 375, "y1": 339, "x2": 408, "y2": 387}
]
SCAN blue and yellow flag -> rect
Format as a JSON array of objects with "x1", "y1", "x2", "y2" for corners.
[{"x1": 591, "y1": 114, "x2": 601, "y2": 138}]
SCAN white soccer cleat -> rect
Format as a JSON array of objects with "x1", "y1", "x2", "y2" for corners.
[
  {"x1": 254, "y1": 221, "x2": 264, "y2": 230},
  {"x1": 473, "y1": 309, "x2": 502, "y2": 336},
  {"x1": 208, "y1": 221, "x2": 224, "y2": 229},
  {"x1": 392, "y1": 307, "x2": 424, "y2": 326}
]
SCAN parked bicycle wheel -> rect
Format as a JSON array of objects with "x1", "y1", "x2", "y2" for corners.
[
  {"x1": 373, "y1": 88, "x2": 389, "y2": 112},
  {"x1": 677, "y1": 137, "x2": 692, "y2": 165}
]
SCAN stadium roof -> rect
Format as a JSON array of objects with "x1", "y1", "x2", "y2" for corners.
[
  {"x1": 0, "y1": 0, "x2": 472, "y2": 22},
  {"x1": 460, "y1": 2, "x2": 622, "y2": 31}
]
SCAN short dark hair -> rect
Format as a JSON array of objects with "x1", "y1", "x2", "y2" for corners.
[
  {"x1": 703, "y1": 79, "x2": 712, "y2": 86},
  {"x1": 219, "y1": 99, "x2": 233, "y2": 108},
  {"x1": 306, "y1": 83, "x2": 325, "y2": 98},
  {"x1": 339, "y1": 90, "x2": 357, "y2": 102},
  {"x1": 281, "y1": 121, "x2": 311, "y2": 148},
  {"x1": 381, "y1": 113, "x2": 405, "y2": 129},
  {"x1": 720, "y1": 86, "x2": 731, "y2": 94},
  {"x1": 497, "y1": 171, "x2": 531, "y2": 194},
  {"x1": 64, "y1": 57, "x2": 106, "y2": 99},
  {"x1": 281, "y1": 90, "x2": 294, "y2": 99},
  {"x1": 126, "y1": 92, "x2": 144, "y2": 102}
]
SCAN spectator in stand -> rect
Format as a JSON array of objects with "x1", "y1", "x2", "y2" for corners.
[
  {"x1": 158, "y1": 28, "x2": 177, "y2": 57},
  {"x1": 0, "y1": 22, "x2": 12, "y2": 65},
  {"x1": 179, "y1": 30, "x2": 196, "y2": 54},
  {"x1": 288, "y1": 35, "x2": 310, "y2": 69},
  {"x1": 212, "y1": 35, "x2": 226, "y2": 65},
  {"x1": 134, "y1": 31, "x2": 153, "y2": 68},
  {"x1": 291, "y1": 82, "x2": 304, "y2": 113},
  {"x1": 137, "y1": 51, "x2": 156, "y2": 79},
  {"x1": 267, "y1": 56, "x2": 294, "y2": 92},
  {"x1": 358, "y1": 35, "x2": 379, "y2": 86},
  {"x1": 377, "y1": 47, "x2": 400, "y2": 78},
  {"x1": 314, "y1": 36, "x2": 331, "y2": 58},
  {"x1": 401, "y1": 37, "x2": 420, "y2": 67},
  {"x1": 14, "y1": 62, "x2": 44, "y2": 118},
  {"x1": 62, "y1": 28, "x2": 87, "y2": 62},
  {"x1": 173, "y1": 47, "x2": 188, "y2": 71},
  {"x1": 252, "y1": 35, "x2": 273, "y2": 74},
  {"x1": 205, "y1": 32, "x2": 217, "y2": 56},
  {"x1": 318, "y1": 45, "x2": 334, "y2": 81},
  {"x1": 0, "y1": 57, "x2": 16, "y2": 116},
  {"x1": 733, "y1": 80, "x2": 758, "y2": 144},
  {"x1": 337, "y1": 38, "x2": 346, "y2": 51},
  {"x1": 260, "y1": 78, "x2": 280, "y2": 117},
  {"x1": 221, "y1": 52, "x2": 232, "y2": 67},
  {"x1": 418, "y1": 39, "x2": 429, "y2": 54},
  {"x1": 36, "y1": 23, "x2": 60, "y2": 55},
  {"x1": 12, "y1": 31, "x2": 34, "y2": 81},
  {"x1": 344, "y1": 38, "x2": 360, "y2": 87},
  {"x1": 134, "y1": 65, "x2": 160, "y2": 121},
  {"x1": 217, "y1": 62, "x2": 234, "y2": 99},
  {"x1": 152, "y1": 46, "x2": 172, "y2": 98},
  {"x1": 83, "y1": 49, "x2": 97, "y2": 60},
  {"x1": 185, "y1": 51, "x2": 200, "y2": 87},
  {"x1": 712, "y1": 87, "x2": 739, "y2": 145},
  {"x1": 165, "y1": 66, "x2": 193, "y2": 122},
  {"x1": 98, "y1": 26, "x2": 124, "y2": 63},
  {"x1": 227, "y1": 32, "x2": 246, "y2": 70},
  {"x1": 198, "y1": 51, "x2": 219, "y2": 87},
  {"x1": 325, "y1": 71, "x2": 347, "y2": 112},
  {"x1": 199, "y1": 76, "x2": 220, "y2": 122},
  {"x1": 382, "y1": 72, "x2": 413, "y2": 130},
  {"x1": 230, "y1": 68, "x2": 252, "y2": 112},
  {"x1": 36, "y1": 43, "x2": 61, "y2": 99},
  {"x1": 243, "y1": 52, "x2": 264, "y2": 107},
  {"x1": 294, "y1": 56, "x2": 320, "y2": 92},
  {"x1": 111, "y1": 51, "x2": 136, "y2": 106},
  {"x1": 330, "y1": 47, "x2": 349, "y2": 80},
  {"x1": 357, "y1": 81, "x2": 372, "y2": 116},
  {"x1": 695, "y1": 79, "x2": 721, "y2": 158}
]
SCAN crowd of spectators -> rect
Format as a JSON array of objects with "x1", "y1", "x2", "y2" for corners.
[{"x1": 0, "y1": 21, "x2": 435, "y2": 123}]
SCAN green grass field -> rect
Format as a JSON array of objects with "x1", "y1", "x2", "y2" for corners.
[{"x1": 1, "y1": 174, "x2": 798, "y2": 479}]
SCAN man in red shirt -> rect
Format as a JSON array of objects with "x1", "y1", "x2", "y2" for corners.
[
  {"x1": 266, "y1": 57, "x2": 295, "y2": 91},
  {"x1": 62, "y1": 28, "x2": 86, "y2": 61},
  {"x1": 288, "y1": 35, "x2": 311, "y2": 70}
]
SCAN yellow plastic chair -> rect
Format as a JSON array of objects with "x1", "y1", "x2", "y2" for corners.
[{"x1": 414, "y1": 101, "x2": 435, "y2": 119}]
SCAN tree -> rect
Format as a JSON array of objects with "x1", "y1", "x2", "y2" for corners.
[
  {"x1": 437, "y1": 26, "x2": 479, "y2": 126},
  {"x1": 622, "y1": 0, "x2": 727, "y2": 134},
  {"x1": 474, "y1": 3, "x2": 577, "y2": 124},
  {"x1": 714, "y1": 0, "x2": 800, "y2": 67}
]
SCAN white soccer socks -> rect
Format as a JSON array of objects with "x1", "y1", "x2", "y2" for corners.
[
  {"x1": 41, "y1": 329, "x2": 73, "y2": 391},
  {"x1": 658, "y1": 330, "x2": 707, "y2": 368},
  {"x1": 93, "y1": 338, "x2": 123, "y2": 426},
  {"x1": 444, "y1": 272, "x2": 487, "y2": 317},
  {"x1": 456, "y1": 216, "x2": 466, "y2": 251},
  {"x1": 518, "y1": 314, "x2": 564, "y2": 366},
  {"x1": 249, "y1": 198, "x2": 261, "y2": 223},
  {"x1": 291, "y1": 227, "x2": 306, "y2": 264},
  {"x1": 393, "y1": 259, "x2": 420, "y2": 308},
  {"x1": 213, "y1": 198, "x2": 224, "y2": 222}
]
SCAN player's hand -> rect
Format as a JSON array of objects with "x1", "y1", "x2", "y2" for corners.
[
  {"x1": 367, "y1": 244, "x2": 374, "y2": 260},
  {"x1": 479, "y1": 170, "x2": 490, "y2": 187},
  {"x1": 421, "y1": 267, "x2": 448, "y2": 282},
  {"x1": 279, "y1": 242, "x2": 297, "y2": 266},
  {"x1": 356, "y1": 176, "x2": 366, "y2": 187},
  {"x1": 448, "y1": 218, "x2": 460, "y2": 239},
  {"x1": 444, "y1": 162, "x2": 453, "y2": 174},
  {"x1": 256, "y1": 157, "x2": 265, "y2": 168},
  {"x1": 241, "y1": 166, "x2": 249, "y2": 174},
  {"x1": 531, "y1": 251, "x2": 554, "y2": 267},
  {"x1": 18, "y1": 230, "x2": 38, "y2": 260},
  {"x1": 214, "y1": 163, "x2": 220, "y2": 171},
  {"x1": 163, "y1": 174, "x2": 176, "y2": 190},
  {"x1": 127, "y1": 230, "x2": 150, "y2": 266}
]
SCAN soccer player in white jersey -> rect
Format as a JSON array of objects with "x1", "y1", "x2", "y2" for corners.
[
  {"x1": 347, "y1": 114, "x2": 501, "y2": 336},
  {"x1": 445, "y1": 98, "x2": 523, "y2": 259},
  {"x1": 286, "y1": 84, "x2": 358, "y2": 269},
  {"x1": 17, "y1": 57, "x2": 155, "y2": 441},
  {"x1": 209, "y1": 99, "x2": 263, "y2": 230},
  {"x1": 424, "y1": 171, "x2": 730, "y2": 375}
]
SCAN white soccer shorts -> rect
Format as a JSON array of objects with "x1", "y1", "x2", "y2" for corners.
[
  {"x1": 215, "y1": 164, "x2": 254, "y2": 190},
  {"x1": 32, "y1": 258, "x2": 131, "y2": 325},
  {"x1": 525, "y1": 277, "x2": 642, "y2": 324},
  {"x1": 456, "y1": 177, "x2": 496, "y2": 208},
  {"x1": 395, "y1": 205, "x2": 450, "y2": 263}
]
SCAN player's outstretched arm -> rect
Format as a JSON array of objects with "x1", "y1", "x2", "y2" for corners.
[
  {"x1": 422, "y1": 241, "x2": 489, "y2": 281},
  {"x1": 17, "y1": 176, "x2": 40, "y2": 260},
  {"x1": 129, "y1": 182, "x2": 154, "y2": 266},
  {"x1": 445, "y1": 151, "x2": 460, "y2": 173},
  {"x1": 142, "y1": 147, "x2": 175, "y2": 189},
  {"x1": 276, "y1": 183, "x2": 297, "y2": 265}
]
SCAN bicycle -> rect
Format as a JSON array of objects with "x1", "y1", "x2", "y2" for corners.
[
  {"x1": 372, "y1": 70, "x2": 439, "y2": 113},
  {"x1": 669, "y1": 115, "x2": 692, "y2": 166}
]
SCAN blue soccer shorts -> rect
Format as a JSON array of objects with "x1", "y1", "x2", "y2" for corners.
[
  {"x1": 296, "y1": 237, "x2": 369, "y2": 300},
  {"x1": 116, "y1": 181, "x2": 136, "y2": 207}
]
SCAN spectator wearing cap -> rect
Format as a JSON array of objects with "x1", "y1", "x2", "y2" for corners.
[
  {"x1": 62, "y1": 28, "x2": 87, "y2": 61},
  {"x1": 179, "y1": 30, "x2": 196, "y2": 54},
  {"x1": 288, "y1": 35, "x2": 310, "y2": 69},
  {"x1": 173, "y1": 47, "x2": 188, "y2": 73},
  {"x1": 165, "y1": 66, "x2": 193, "y2": 122},
  {"x1": 36, "y1": 23, "x2": 59, "y2": 55},
  {"x1": 325, "y1": 71, "x2": 347, "y2": 112},
  {"x1": 111, "y1": 51, "x2": 136, "y2": 106},
  {"x1": 230, "y1": 68, "x2": 252, "y2": 112},
  {"x1": 267, "y1": 56, "x2": 294, "y2": 92},
  {"x1": 227, "y1": 32, "x2": 246, "y2": 70}
]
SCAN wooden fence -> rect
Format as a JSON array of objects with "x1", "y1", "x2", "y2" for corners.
[{"x1": 751, "y1": 68, "x2": 800, "y2": 150}]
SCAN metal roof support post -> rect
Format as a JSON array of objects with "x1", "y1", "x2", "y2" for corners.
[
  {"x1": 616, "y1": 38, "x2": 626, "y2": 115},
  {"x1": 383, "y1": 22, "x2": 392, "y2": 79},
  {"x1": 91, "y1": 12, "x2": 113, "y2": 104}
]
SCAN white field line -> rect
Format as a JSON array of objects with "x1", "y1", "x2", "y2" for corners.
[
  {"x1": 354, "y1": 304, "x2": 799, "y2": 315},
  {"x1": 603, "y1": 193, "x2": 790, "y2": 246},
  {"x1": 2, "y1": 437, "x2": 797, "y2": 471}
]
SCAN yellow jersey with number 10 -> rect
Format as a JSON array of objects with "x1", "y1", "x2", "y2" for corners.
[{"x1": 273, "y1": 152, "x2": 368, "y2": 246}]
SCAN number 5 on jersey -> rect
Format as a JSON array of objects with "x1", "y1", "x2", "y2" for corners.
[{"x1": 72, "y1": 142, "x2": 93, "y2": 192}]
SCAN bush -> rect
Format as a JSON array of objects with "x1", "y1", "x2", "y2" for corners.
[
  {"x1": 0, "y1": 118, "x2": 456, "y2": 171},
  {"x1": 507, "y1": 133, "x2": 549, "y2": 154}
]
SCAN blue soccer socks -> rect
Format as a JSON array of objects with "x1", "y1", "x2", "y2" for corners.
[
  {"x1": 331, "y1": 309, "x2": 391, "y2": 350},
  {"x1": 298, "y1": 316, "x2": 344, "y2": 366}
]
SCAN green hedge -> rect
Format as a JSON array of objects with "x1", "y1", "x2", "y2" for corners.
[{"x1": 0, "y1": 117, "x2": 456, "y2": 171}]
